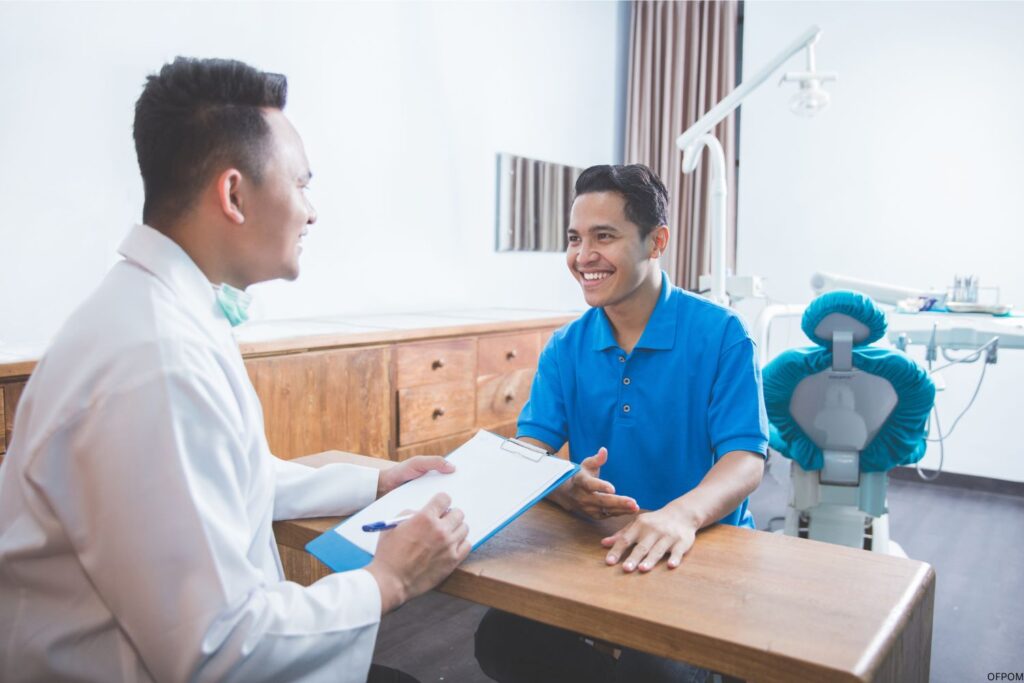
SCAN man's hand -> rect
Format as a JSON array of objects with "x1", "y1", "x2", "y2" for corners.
[
  {"x1": 366, "y1": 493, "x2": 471, "y2": 613},
  {"x1": 601, "y1": 503, "x2": 699, "y2": 573},
  {"x1": 549, "y1": 447, "x2": 638, "y2": 520},
  {"x1": 376, "y1": 456, "x2": 454, "y2": 498}
]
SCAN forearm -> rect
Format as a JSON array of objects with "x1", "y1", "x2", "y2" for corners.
[
  {"x1": 666, "y1": 450, "x2": 765, "y2": 529},
  {"x1": 273, "y1": 457, "x2": 379, "y2": 520}
]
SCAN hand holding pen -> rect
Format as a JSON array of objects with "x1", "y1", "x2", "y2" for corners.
[{"x1": 365, "y1": 493, "x2": 471, "y2": 613}]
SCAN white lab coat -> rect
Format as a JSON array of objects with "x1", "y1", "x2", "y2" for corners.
[{"x1": 0, "y1": 225, "x2": 384, "y2": 682}]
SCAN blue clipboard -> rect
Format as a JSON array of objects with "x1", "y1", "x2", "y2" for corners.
[{"x1": 306, "y1": 433, "x2": 579, "y2": 572}]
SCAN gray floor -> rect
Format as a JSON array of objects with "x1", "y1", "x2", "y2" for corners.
[{"x1": 372, "y1": 458, "x2": 1024, "y2": 682}]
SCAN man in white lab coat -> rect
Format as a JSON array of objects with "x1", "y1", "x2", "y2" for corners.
[{"x1": 0, "y1": 57, "x2": 469, "y2": 683}]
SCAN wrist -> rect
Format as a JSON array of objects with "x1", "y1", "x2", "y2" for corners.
[
  {"x1": 366, "y1": 560, "x2": 408, "y2": 614},
  {"x1": 667, "y1": 498, "x2": 704, "y2": 529},
  {"x1": 548, "y1": 479, "x2": 573, "y2": 511},
  {"x1": 375, "y1": 470, "x2": 391, "y2": 499}
]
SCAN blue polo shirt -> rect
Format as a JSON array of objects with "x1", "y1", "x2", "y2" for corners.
[{"x1": 518, "y1": 272, "x2": 768, "y2": 528}]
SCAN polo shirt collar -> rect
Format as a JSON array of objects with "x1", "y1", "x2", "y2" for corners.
[{"x1": 591, "y1": 271, "x2": 678, "y2": 352}]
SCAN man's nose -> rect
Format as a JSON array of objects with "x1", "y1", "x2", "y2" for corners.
[
  {"x1": 306, "y1": 199, "x2": 318, "y2": 225},
  {"x1": 577, "y1": 245, "x2": 599, "y2": 264}
]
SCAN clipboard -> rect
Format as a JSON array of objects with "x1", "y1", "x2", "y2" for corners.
[{"x1": 306, "y1": 430, "x2": 579, "y2": 572}]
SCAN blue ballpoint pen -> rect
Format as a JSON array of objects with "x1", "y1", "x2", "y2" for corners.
[{"x1": 362, "y1": 513, "x2": 415, "y2": 532}]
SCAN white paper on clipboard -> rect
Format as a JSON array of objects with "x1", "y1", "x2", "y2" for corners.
[{"x1": 333, "y1": 430, "x2": 577, "y2": 555}]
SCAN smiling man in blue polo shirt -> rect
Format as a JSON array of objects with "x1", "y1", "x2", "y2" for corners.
[{"x1": 474, "y1": 164, "x2": 768, "y2": 683}]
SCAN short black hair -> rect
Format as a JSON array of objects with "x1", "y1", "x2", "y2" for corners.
[
  {"x1": 573, "y1": 164, "x2": 668, "y2": 238},
  {"x1": 133, "y1": 57, "x2": 288, "y2": 225}
]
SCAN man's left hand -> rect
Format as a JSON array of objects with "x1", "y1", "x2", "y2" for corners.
[
  {"x1": 601, "y1": 504, "x2": 700, "y2": 573},
  {"x1": 376, "y1": 456, "x2": 454, "y2": 498}
]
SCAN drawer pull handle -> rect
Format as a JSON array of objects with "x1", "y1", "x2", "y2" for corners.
[
  {"x1": 506, "y1": 350, "x2": 517, "y2": 361},
  {"x1": 504, "y1": 392, "x2": 516, "y2": 403},
  {"x1": 431, "y1": 359, "x2": 445, "y2": 370},
  {"x1": 432, "y1": 407, "x2": 446, "y2": 420}
]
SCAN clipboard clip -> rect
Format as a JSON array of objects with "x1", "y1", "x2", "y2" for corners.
[{"x1": 500, "y1": 437, "x2": 549, "y2": 462}]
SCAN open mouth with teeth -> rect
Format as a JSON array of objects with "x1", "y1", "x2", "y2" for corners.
[{"x1": 579, "y1": 270, "x2": 613, "y2": 287}]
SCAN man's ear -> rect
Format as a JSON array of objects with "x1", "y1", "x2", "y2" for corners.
[
  {"x1": 649, "y1": 225, "x2": 670, "y2": 258},
  {"x1": 216, "y1": 169, "x2": 245, "y2": 224}
]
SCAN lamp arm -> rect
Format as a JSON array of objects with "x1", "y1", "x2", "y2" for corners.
[{"x1": 675, "y1": 25, "x2": 821, "y2": 153}]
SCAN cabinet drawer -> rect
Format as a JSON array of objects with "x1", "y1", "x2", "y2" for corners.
[
  {"x1": 478, "y1": 332, "x2": 540, "y2": 377},
  {"x1": 398, "y1": 381, "x2": 475, "y2": 445},
  {"x1": 396, "y1": 339, "x2": 476, "y2": 389},
  {"x1": 476, "y1": 368, "x2": 535, "y2": 428}
]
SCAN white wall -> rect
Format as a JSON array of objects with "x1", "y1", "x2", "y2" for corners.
[
  {"x1": 738, "y1": 1, "x2": 1024, "y2": 481},
  {"x1": 0, "y1": 1, "x2": 628, "y2": 347}
]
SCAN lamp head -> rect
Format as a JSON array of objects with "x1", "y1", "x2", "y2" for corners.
[{"x1": 779, "y1": 41, "x2": 837, "y2": 117}]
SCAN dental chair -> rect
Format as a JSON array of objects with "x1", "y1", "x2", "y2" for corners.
[{"x1": 762, "y1": 291, "x2": 935, "y2": 554}]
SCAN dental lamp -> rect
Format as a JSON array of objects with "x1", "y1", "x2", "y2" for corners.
[{"x1": 675, "y1": 25, "x2": 836, "y2": 306}]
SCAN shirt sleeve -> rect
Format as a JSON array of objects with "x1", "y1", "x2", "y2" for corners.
[
  {"x1": 707, "y1": 318, "x2": 770, "y2": 459},
  {"x1": 273, "y1": 457, "x2": 379, "y2": 521},
  {"x1": 27, "y1": 367, "x2": 381, "y2": 683},
  {"x1": 516, "y1": 335, "x2": 568, "y2": 452}
]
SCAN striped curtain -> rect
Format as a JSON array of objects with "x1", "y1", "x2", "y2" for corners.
[{"x1": 624, "y1": 0, "x2": 740, "y2": 291}]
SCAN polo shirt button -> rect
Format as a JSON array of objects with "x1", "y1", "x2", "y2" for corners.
[
  {"x1": 618, "y1": 356, "x2": 626, "y2": 363},
  {"x1": 623, "y1": 404, "x2": 631, "y2": 413},
  {"x1": 623, "y1": 377, "x2": 631, "y2": 385}
]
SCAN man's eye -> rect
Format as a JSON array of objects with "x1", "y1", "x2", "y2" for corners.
[{"x1": 567, "y1": 235, "x2": 580, "y2": 243}]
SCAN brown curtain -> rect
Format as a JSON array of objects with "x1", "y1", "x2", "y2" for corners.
[{"x1": 624, "y1": 0, "x2": 739, "y2": 291}]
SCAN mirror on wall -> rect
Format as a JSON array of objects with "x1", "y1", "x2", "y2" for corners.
[{"x1": 495, "y1": 153, "x2": 584, "y2": 252}]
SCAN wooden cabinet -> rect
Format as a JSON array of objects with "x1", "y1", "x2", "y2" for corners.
[
  {"x1": 0, "y1": 313, "x2": 575, "y2": 465},
  {"x1": 239, "y1": 321, "x2": 565, "y2": 461}
]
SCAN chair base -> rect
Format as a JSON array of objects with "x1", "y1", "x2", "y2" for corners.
[{"x1": 783, "y1": 461, "x2": 903, "y2": 555}]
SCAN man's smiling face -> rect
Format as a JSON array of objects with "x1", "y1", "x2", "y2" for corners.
[{"x1": 566, "y1": 190, "x2": 659, "y2": 310}]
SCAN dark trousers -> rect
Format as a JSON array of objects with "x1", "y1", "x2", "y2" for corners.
[{"x1": 474, "y1": 609, "x2": 709, "y2": 683}]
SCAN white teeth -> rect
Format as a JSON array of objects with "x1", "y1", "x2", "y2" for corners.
[{"x1": 582, "y1": 272, "x2": 610, "y2": 281}]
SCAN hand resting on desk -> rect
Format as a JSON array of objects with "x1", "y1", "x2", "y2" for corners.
[
  {"x1": 601, "y1": 504, "x2": 699, "y2": 573},
  {"x1": 601, "y1": 450, "x2": 765, "y2": 574}
]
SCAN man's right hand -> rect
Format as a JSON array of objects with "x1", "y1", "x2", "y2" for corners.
[
  {"x1": 366, "y1": 493, "x2": 470, "y2": 614},
  {"x1": 549, "y1": 447, "x2": 639, "y2": 520}
]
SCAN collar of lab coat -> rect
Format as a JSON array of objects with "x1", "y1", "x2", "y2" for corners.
[{"x1": 117, "y1": 224, "x2": 227, "y2": 329}]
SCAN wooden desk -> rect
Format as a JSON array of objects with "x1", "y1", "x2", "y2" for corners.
[{"x1": 274, "y1": 452, "x2": 934, "y2": 683}]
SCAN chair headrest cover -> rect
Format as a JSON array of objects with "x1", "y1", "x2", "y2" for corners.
[
  {"x1": 763, "y1": 346, "x2": 935, "y2": 472},
  {"x1": 801, "y1": 290, "x2": 887, "y2": 347}
]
